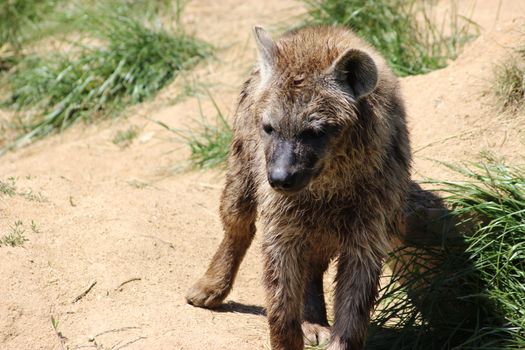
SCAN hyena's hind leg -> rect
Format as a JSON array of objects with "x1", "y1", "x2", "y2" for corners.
[
  {"x1": 186, "y1": 146, "x2": 257, "y2": 309},
  {"x1": 302, "y1": 255, "x2": 331, "y2": 346}
]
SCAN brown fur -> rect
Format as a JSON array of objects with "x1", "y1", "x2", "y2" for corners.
[{"x1": 186, "y1": 25, "x2": 411, "y2": 350}]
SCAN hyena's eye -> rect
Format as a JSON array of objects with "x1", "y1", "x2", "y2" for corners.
[
  {"x1": 299, "y1": 128, "x2": 326, "y2": 140},
  {"x1": 262, "y1": 123, "x2": 274, "y2": 135}
]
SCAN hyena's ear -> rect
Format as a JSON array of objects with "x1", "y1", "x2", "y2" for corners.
[
  {"x1": 330, "y1": 48, "x2": 378, "y2": 100},
  {"x1": 253, "y1": 26, "x2": 277, "y2": 84}
]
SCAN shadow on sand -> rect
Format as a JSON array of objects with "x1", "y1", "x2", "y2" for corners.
[
  {"x1": 214, "y1": 301, "x2": 267, "y2": 316},
  {"x1": 207, "y1": 183, "x2": 514, "y2": 349},
  {"x1": 366, "y1": 183, "x2": 511, "y2": 350}
]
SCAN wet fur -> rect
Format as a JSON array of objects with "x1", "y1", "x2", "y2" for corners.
[{"x1": 186, "y1": 26, "x2": 411, "y2": 350}]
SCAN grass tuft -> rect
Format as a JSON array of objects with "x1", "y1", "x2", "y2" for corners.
[
  {"x1": 113, "y1": 125, "x2": 140, "y2": 148},
  {"x1": 493, "y1": 51, "x2": 525, "y2": 113},
  {"x1": 156, "y1": 96, "x2": 232, "y2": 169},
  {"x1": 0, "y1": 177, "x2": 17, "y2": 196},
  {"x1": 0, "y1": 0, "x2": 59, "y2": 54},
  {"x1": 0, "y1": 176, "x2": 48, "y2": 201},
  {"x1": 367, "y1": 162, "x2": 525, "y2": 349},
  {"x1": 20, "y1": 188, "x2": 47, "y2": 202},
  {"x1": 31, "y1": 220, "x2": 40, "y2": 233},
  {"x1": 187, "y1": 114, "x2": 232, "y2": 169},
  {"x1": 1, "y1": 9, "x2": 211, "y2": 152},
  {"x1": 303, "y1": 0, "x2": 478, "y2": 76},
  {"x1": 1, "y1": 220, "x2": 27, "y2": 247}
]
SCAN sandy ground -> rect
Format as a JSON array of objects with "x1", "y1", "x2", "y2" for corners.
[{"x1": 1, "y1": 1, "x2": 524, "y2": 349}]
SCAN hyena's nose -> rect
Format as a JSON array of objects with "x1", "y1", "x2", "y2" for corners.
[{"x1": 268, "y1": 168, "x2": 297, "y2": 190}]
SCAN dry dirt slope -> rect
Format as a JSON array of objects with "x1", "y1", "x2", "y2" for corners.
[{"x1": 0, "y1": 1, "x2": 524, "y2": 349}]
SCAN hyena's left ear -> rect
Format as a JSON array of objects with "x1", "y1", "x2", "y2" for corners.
[
  {"x1": 330, "y1": 48, "x2": 378, "y2": 100},
  {"x1": 253, "y1": 26, "x2": 277, "y2": 85}
]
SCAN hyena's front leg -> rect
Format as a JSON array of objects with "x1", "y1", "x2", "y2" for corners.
[
  {"x1": 329, "y1": 242, "x2": 385, "y2": 350},
  {"x1": 186, "y1": 152, "x2": 257, "y2": 309},
  {"x1": 263, "y1": 233, "x2": 305, "y2": 350},
  {"x1": 302, "y1": 258, "x2": 331, "y2": 346}
]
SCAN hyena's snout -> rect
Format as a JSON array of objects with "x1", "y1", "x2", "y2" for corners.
[
  {"x1": 267, "y1": 167, "x2": 301, "y2": 191},
  {"x1": 267, "y1": 140, "x2": 315, "y2": 193}
]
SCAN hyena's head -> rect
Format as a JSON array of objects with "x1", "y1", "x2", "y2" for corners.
[{"x1": 252, "y1": 26, "x2": 379, "y2": 194}]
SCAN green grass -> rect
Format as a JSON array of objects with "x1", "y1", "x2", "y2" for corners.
[
  {"x1": 0, "y1": 0, "x2": 60, "y2": 54},
  {"x1": 187, "y1": 112, "x2": 232, "y2": 169},
  {"x1": 1, "y1": 220, "x2": 27, "y2": 247},
  {"x1": 156, "y1": 96, "x2": 232, "y2": 169},
  {"x1": 493, "y1": 50, "x2": 525, "y2": 113},
  {"x1": 127, "y1": 179, "x2": 150, "y2": 189},
  {"x1": 113, "y1": 125, "x2": 141, "y2": 148},
  {"x1": 0, "y1": 0, "x2": 177, "y2": 55},
  {"x1": 30, "y1": 220, "x2": 40, "y2": 233},
  {"x1": 0, "y1": 176, "x2": 47, "y2": 201},
  {"x1": 19, "y1": 188, "x2": 47, "y2": 202},
  {"x1": 303, "y1": 0, "x2": 479, "y2": 76},
  {"x1": 0, "y1": 2, "x2": 211, "y2": 153},
  {"x1": 367, "y1": 162, "x2": 525, "y2": 349},
  {"x1": 0, "y1": 177, "x2": 17, "y2": 196}
]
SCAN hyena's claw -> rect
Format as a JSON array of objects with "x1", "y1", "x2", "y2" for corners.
[
  {"x1": 185, "y1": 279, "x2": 228, "y2": 309},
  {"x1": 302, "y1": 322, "x2": 331, "y2": 346}
]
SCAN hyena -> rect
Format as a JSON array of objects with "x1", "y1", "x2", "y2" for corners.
[{"x1": 186, "y1": 25, "x2": 411, "y2": 350}]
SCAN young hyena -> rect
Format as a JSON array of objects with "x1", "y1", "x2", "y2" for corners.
[{"x1": 186, "y1": 25, "x2": 411, "y2": 350}]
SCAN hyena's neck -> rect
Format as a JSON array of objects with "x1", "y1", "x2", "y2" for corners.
[{"x1": 309, "y1": 142, "x2": 387, "y2": 196}]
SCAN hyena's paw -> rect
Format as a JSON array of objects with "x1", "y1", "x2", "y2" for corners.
[
  {"x1": 302, "y1": 321, "x2": 331, "y2": 347},
  {"x1": 185, "y1": 278, "x2": 228, "y2": 309}
]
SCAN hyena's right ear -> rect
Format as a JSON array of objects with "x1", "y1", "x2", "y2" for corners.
[
  {"x1": 253, "y1": 26, "x2": 277, "y2": 85},
  {"x1": 330, "y1": 48, "x2": 378, "y2": 100}
]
